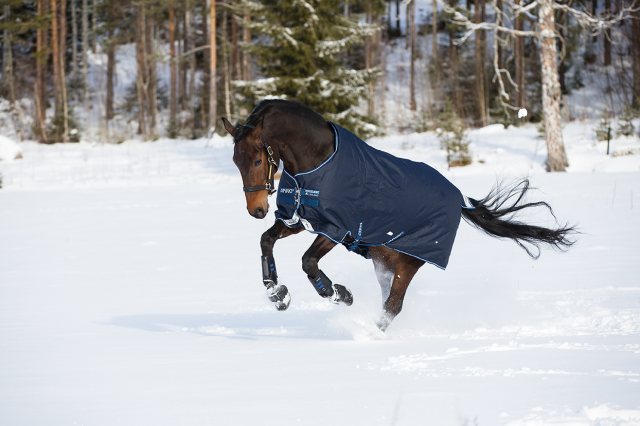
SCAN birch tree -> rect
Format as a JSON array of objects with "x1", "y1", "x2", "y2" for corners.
[
  {"x1": 449, "y1": 0, "x2": 638, "y2": 171},
  {"x1": 538, "y1": 0, "x2": 568, "y2": 170}
]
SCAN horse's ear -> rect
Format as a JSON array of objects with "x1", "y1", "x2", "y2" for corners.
[{"x1": 221, "y1": 117, "x2": 235, "y2": 136}]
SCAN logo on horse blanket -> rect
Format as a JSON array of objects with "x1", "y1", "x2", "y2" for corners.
[{"x1": 275, "y1": 123, "x2": 465, "y2": 269}]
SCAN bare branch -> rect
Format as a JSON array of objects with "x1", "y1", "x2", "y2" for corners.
[
  {"x1": 446, "y1": 4, "x2": 537, "y2": 45},
  {"x1": 553, "y1": 1, "x2": 640, "y2": 35},
  {"x1": 512, "y1": 0, "x2": 539, "y2": 21}
]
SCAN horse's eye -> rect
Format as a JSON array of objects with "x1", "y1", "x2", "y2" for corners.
[{"x1": 254, "y1": 159, "x2": 262, "y2": 167}]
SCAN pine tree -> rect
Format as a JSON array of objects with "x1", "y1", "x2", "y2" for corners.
[
  {"x1": 436, "y1": 101, "x2": 472, "y2": 168},
  {"x1": 616, "y1": 106, "x2": 636, "y2": 137},
  {"x1": 234, "y1": 0, "x2": 379, "y2": 136},
  {"x1": 595, "y1": 108, "x2": 612, "y2": 141}
]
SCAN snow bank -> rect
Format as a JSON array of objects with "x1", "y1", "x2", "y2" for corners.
[
  {"x1": 0, "y1": 135, "x2": 22, "y2": 162},
  {"x1": 0, "y1": 129, "x2": 639, "y2": 425}
]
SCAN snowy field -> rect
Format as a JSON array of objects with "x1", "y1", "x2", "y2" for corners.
[{"x1": 1, "y1": 126, "x2": 640, "y2": 425}]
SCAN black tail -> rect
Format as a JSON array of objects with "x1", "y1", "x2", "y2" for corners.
[{"x1": 461, "y1": 179, "x2": 576, "y2": 259}]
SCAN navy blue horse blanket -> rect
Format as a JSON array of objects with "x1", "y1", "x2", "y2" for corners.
[{"x1": 275, "y1": 123, "x2": 466, "y2": 269}]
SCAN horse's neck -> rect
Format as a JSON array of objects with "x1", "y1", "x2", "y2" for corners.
[{"x1": 276, "y1": 123, "x2": 334, "y2": 175}]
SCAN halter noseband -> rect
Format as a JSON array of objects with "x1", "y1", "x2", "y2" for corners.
[{"x1": 239, "y1": 124, "x2": 278, "y2": 195}]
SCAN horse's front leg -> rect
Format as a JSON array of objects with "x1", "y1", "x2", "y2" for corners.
[
  {"x1": 260, "y1": 220, "x2": 302, "y2": 310},
  {"x1": 301, "y1": 236, "x2": 353, "y2": 305}
]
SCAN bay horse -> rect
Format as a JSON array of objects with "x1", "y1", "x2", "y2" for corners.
[{"x1": 223, "y1": 99, "x2": 574, "y2": 331}]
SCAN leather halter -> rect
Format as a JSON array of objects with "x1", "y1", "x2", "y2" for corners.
[{"x1": 238, "y1": 124, "x2": 278, "y2": 195}]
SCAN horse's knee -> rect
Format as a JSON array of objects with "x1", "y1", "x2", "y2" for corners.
[
  {"x1": 301, "y1": 253, "x2": 318, "y2": 278},
  {"x1": 260, "y1": 231, "x2": 275, "y2": 252}
]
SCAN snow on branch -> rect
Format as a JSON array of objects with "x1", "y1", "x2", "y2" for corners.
[
  {"x1": 553, "y1": 1, "x2": 640, "y2": 35},
  {"x1": 445, "y1": 0, "x2": 639, "y2": 114},
  {"x1": 447, "y1": 4, "x2": 536, "y2": 46},
  {"x1": 512, "y1": 1, "x2": 539, "y2": 21},
  {"x1": 316, "y1": 24, "x2": 379, "y2": 58},
  {"x1": 293, "y1": 0, "x2": 319, "y2": 21}
]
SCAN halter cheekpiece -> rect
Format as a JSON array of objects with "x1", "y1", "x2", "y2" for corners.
[{"x1": 239, "y1": 124, "x2": 278, "y2": 195}]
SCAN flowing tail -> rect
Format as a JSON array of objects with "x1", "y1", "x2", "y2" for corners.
[{"x1": 461, "y1": 179, "x2": 576, "y2": 259}]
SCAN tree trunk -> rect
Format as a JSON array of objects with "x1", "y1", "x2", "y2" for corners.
[
  {"x1": 2, "y1": 5, "x2": 16, "y2": 106},
  {"x1": 242, "y1": 11, "x2": 251, "y2": 81},
  {"x1": 60, "y1": 0, "x2": 69, "y2": 138},
  {"x1": 169, "y1": 0, "x2": 178, "y2": 132},
  {"x1": 51, "y1": 0, "x2": 61, "y2": 116},
  {"x1": 387, "y1": 0, "x2": 392, "y2": 35},
  {"x1": 209, "y1": 0, "x2": 217, "y2": 130},
  {"x1": 222, "y1": 4, "x2": 231, "y2": 120},
  {"x1": 231, "y1": 7, "x2": 240, "y2": 80},
  {"x1": 591, "y1": 0, "x2": 598, "y2": 44},
  {"x1": 515, "y1": 0, "x2": 526, "y2": 110},
  {"x1": 50, "y1": 0, "x2": 69, "y2": 142},
  {"x1": 449, "y1": 28, "x2": 463, "y2": 117},
  {"x1": 365, "y1": 3, "x2": 375, "y2": 116},
  {"x1": 395, "y1": 0, "x2": 401, "y2": 35},
  {"x1": 538, "y1": 0, "x2": 568, "y2": 171},
  {"x1": 632, "y1": 5, "x2": 640, "y2": 109},
  {"x1": 474, "y1": 0, "x2": 487, "y2": 126},
  {"x1": 201, "y1": 3, "x2": 209, "y2": 130},
  {"x1": 146, "y1": 18, "x2": 157, "y2": 137},
  {"x1": 82, "y1": 0, "x2": 89, "y2": 101},
  {"x1": 496, "y1": 0, "x2": 503, "y2": 70},
  {"x1": 179, "y1": 12, "x2": 187, "y2": 112},
  {"x1": 409, "y1": 0, "x2": 417, "y2": 111},
  {"x1": 557, "y1": 10, "x2": 568, "y2": 95},
  {"x1": 92, "y1": 0, "x2": 97, "y2": 52},
  {"x1": 35, "y1": 0, "x2": 49, "y2": 143},
  {"x1": 135, "y1": 3, "x2": 148, "y2": 138},
  {"x1": 71, "y1": 0, "x2": 78, "y2": 81},
  {"x1": 604, "y1": 0, "x2": 611, "y2": 66},
  {"x1": 186, "y1": 3, "x2": 196, "y2": 130},
  {"x1": 431, "y1": 0, "x2": 439, "y2": 101},
  {"x1": 106, "y1": 37, "x2": 115, "y2": 121}
]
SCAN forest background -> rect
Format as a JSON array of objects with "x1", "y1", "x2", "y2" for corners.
[{"x1": 1, "y1": 0, "x2": 639, "y2": 172}]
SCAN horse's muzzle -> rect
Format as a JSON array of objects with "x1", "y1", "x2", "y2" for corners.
[{"x1": 250, "y1": 206, "x2": 268, "y2": 219}]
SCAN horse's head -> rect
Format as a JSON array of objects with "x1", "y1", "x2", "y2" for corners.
[{"x1": 222, "y1": 117, "x2": 277, "y2": 219}]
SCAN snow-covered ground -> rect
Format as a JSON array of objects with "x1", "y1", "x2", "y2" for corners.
[{"x1": 1, "y1": 126, "x2": 639, "y2": 425}]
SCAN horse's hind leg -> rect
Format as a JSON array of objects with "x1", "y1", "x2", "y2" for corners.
[
  {"x1": 301, "y1": 236, "x2": 353, "y2": 305},
  {"x1": 371, "y1": 248, "x2": 395, "y2": 304},
  {"x1": 370, "y1": 248, "x2": 424, "y2": 331}
]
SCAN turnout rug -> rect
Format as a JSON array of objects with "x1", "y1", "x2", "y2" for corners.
[{"x1": 275, "y1": 123, "x2": 465, "y2": 269}]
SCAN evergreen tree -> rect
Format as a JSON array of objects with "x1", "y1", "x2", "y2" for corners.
[
  {"x1": 436, "y1": 101, "x2": 472, "y2": 168},
  {"x1": 234, "y1": 0, "x2": 379, "y2": 136}
]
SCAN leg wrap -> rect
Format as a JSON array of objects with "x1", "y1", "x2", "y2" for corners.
[
  {"x1": 261, "y1": 255, "x2": 278, "y2": 287},
  {"x1": 309, "y1": 270, "x2": 334, "y2": 298}
]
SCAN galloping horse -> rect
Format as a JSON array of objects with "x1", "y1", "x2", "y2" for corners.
[{"x1": 223, "y1": 99, "x2": 574, "y2": 331}]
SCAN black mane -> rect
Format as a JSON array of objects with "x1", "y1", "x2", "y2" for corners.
[{"x1": 233, "y1": 99, "x2": 327, "y2": 144}]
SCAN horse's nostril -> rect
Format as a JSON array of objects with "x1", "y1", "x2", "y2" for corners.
[{"x1": 254, "y1": 207, "x2": 266, "y2": 219}]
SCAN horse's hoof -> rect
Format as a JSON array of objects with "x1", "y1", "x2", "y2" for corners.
[
  {"x1": 266, "y1": 284, "x2": 290, "y2": 311},
  {"x1": 332, "y1": 284, "x2": 353, "y2": 306},
  {"x1": 376, "y1": 313, "x2": 392, "y2": 332}
]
